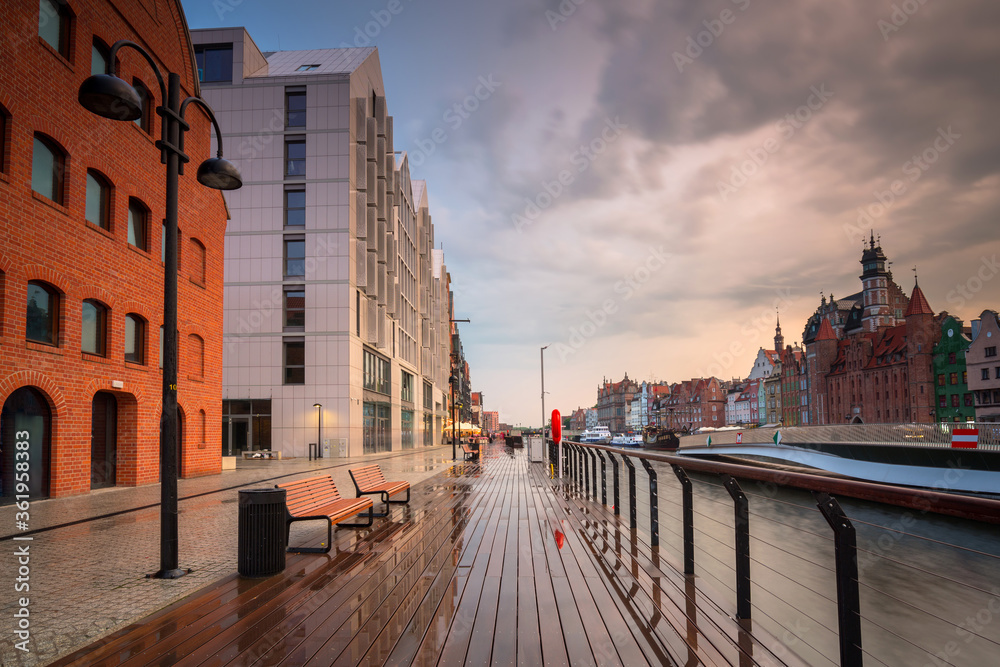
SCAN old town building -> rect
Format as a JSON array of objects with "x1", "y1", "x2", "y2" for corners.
[{"x1": 1, "y1": 0, "x2": 229, "y2": 501}]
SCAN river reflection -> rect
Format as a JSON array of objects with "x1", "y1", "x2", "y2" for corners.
[{"x1": 595, "y1": 459, "x2": 1000, "y2": 666}]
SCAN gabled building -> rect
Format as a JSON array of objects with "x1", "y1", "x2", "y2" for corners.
[
  {"x1": 596, "y1": 374, "x2": 639, "y2": 433},
  {"x1": 932, "y1": 316, "x2": 974, "y2": 423},
  {"x1": 967, "y1": 310, "x2": 1000, "y2": 422}
]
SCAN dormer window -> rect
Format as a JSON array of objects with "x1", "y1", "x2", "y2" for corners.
[{"x1": 295, "y1": 64, "x2": 320, "y2": 72}]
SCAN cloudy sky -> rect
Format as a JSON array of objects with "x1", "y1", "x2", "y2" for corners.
[{"x1": 182, "y1": 0, "x2": 1000, "y2": 428}]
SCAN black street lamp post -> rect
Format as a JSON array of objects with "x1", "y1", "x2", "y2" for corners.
[{"x1": 79, "y1": 40, "x2": 242, "y2": 579}]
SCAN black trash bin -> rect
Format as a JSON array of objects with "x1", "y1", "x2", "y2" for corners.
[{"x1": 238, "y1": 488, "x2": 286, "y2": 577}]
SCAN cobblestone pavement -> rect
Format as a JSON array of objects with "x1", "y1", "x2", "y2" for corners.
[{"x1": 0, "y1": 445, "x2": 461, "y2": 666}]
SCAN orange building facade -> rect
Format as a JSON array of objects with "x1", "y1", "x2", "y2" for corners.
[{"x1": 0, "y1": 0, "x2": 228, "y2": 501}]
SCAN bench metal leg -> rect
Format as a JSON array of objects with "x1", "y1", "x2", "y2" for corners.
[
  {"x1": 334, "y1": 504, "x2": 375, "y2": 529},
  {"x1": 285, "y1": 517, "x2": 334, "y2": 554}
]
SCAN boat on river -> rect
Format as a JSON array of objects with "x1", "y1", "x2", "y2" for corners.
[{"x1": 580, "y1": 425, "x2": 612, "y2": 444}]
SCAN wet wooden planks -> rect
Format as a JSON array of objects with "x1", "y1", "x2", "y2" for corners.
[{"x1": 51, "y1": 444, "x2": 805, "y2": 666}]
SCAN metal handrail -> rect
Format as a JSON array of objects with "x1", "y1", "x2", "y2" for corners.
[{"x1": 554, "y1": 441, "x2": 1000, "y2": 667}]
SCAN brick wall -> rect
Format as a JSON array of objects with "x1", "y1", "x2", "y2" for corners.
[{"x1": 0, "y1": 0, "x2": 228, "y2": 497}]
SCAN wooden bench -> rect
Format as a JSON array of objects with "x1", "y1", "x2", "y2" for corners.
[
  {"x1": 348, "y1": 464, "x2": 410, "y2": 517},
  {"x1": 276, "y1": 475, "x2": 374, "y2": 553},
  {"x1": 462, "y1": 443, "x2": 479, "y2": 461}
]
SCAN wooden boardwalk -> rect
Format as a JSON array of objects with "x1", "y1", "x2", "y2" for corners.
[{"x1": 52, "y1": 443, "x2": 802, "y2": 666}]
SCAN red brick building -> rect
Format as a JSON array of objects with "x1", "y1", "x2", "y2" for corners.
[
  {"x1": 660, "y1": 377, "x2": 725, "y2": 431},
  {"x1": 0, "y1": 0, "x2": 228, "y2": 501},
  {"x1": 596, "y1": 374, "x2": 639, "y2": 433},
  {"x1": 803, "y1": 237, "x2": 940, "y2": 424}
]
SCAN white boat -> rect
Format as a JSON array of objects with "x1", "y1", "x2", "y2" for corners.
[
  {"x1": 580, "y1": 425, "x2": 612, "y2": 444},
  {"x1": 611, "y1": 434, "x2": 644, "y2": 447}
]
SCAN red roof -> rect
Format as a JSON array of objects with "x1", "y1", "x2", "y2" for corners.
[
  {"x1": 905, "y1": 282, "x2": 934, "y2": 316},
  {"x1": 815, "y1": 317, "x2": 838, "y2": 341}
]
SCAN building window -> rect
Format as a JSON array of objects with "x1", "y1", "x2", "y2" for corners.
[
  {"x1": 284, "y1": 188, "x2": 305, "y2": 227},
  {"x1": 401, "y1": 371, "x2": 414, "y2": 403},
  {"x1": 951, "y1": 394, "x2": 960, "y2": 408},
  {"x1": 363, "y1": 349, "x2": 390, "y2": 395},
  {"x1": 127, "y1": 198, "x2": 148, "y2": 250},
  {"x1": 996, "y1": 367, "x2": 1000, "y2": 379},
  {"x1": 188, "y1": 334, "x2": 204, "y2": 379},
  {"x1": 91, "y1": 37, "x2": 109, "y2": 75},
  {"x1": 0, "y1": 107, "x2": 8, "y2": 174},
  {"x1": 39, "y1": 0, "x2": 71, "y2": 59},
  {"x1": 133, "y1": 80, "x2": 153, "y2": 134},
  {"x1": 963, "y1": 371, "x2": 968, "y2": 384},
  {"x1": 284, "y1": 339, "x2": 305, "y2": 384},
  {"x1": 125, "y1": 314, "x2": 145, "y2": 364},
  {"x1": 937, "y1": 374, "x2": 945, "y2": 386},
  {"x1": 26, "y1": 281, "x2": 59, "y2": 345},
  {"x1": 986, "y1": 346, "x2": 998, "y2": 358},
  {"x1": 295, "y1": 64, "x2": 320, "y2": 72},
  {"x1": 284, "y1": 237, "x2": 305, "y2": 277},
  {"x1": 85, "y1": 170, "x2": 111, "y2": 230},
  {"x1": 423, "y1": 380, "x2": 433, "y2": 411},
  {"x1": 81, "y1": 299, "x2": 107, "y2": 356},
  {"x1": 983, "y1": 369, "x2": 991, "y2": 381},
  {"x1": 283, "y1": 288, "x2": 305, "y2": 330},
  {"x1": 286, "y1": 89, "x2": 306, "y2": 128},
  {"x1": 950, "y1": 372, "x2": 958, "y2": 385},
  {"x1": 948, "y1": 352, "x2": 956, "y2": 364},
  {"x1": 194, "y1": 44, "x2": 233, "y2": 83},
  {"x1": 285, "y1": 138, "x2": 305, "y2": 177},
  {"x1": 32, "y1": 134, "x2": 65, "y2": 204},
  {"x1": 965, "y1": 393, "x2": 974, "y2": 407},
  {"x1": 189, "y1": 238, "x2": 206, "y2": 284}
]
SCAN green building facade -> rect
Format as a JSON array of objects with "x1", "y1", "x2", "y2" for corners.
[{"x1": 932, "y1": 316, "x2": 975, "y2": 423}]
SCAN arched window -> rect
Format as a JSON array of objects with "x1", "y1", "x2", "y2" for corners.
[
  {"x1": 188, "y1": 334, "x2": 204, "y2": 379},
  {"x1": 91, "y1": 37, "x2": 109, "y2": 75},
  {"x1": 26, "y1": 281, "x2": 59, "y2": 345},
  {"x1": 38, "y1": 0, "x2": 72, "y2": 60},
  {"x1": 127, "y1": 198, "x2": 148, "y2": 251},
  {"x1": 124, "y1": 313, "x2": 145, "y2": 364},
  {"x1": 81, "y1": 299, "x2": 107, "y2": 356},
  {"x1": 189, "y1": 238, "x2": 206, "y2": 284},
  {"x1": 85, "y1": 169, "x2": 111, "y2": 230},
  {"x1": 32, "y1": 134, "x2": 66, "y2": 205}
]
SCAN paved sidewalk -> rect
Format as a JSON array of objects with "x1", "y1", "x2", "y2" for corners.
[{"x1": 0, "y1": 445, "x2": 461, "y2": 666}]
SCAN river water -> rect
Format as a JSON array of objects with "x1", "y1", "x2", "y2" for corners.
[{"x1": 591, "y1": 458, "x2": 1000, "y2": 666}]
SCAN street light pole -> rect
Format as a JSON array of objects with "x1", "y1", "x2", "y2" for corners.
[
  {"x1": 79, "y1": 41, "x2": 241, "y2": 580},
  {"x1": 540, "y1": 345, "x2": 548, "y2": 464},
  {"x1": 313, "y1": 403, "x2": 322, "y2": 458}
]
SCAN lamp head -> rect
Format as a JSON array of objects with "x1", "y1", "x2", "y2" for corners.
[
  {"x1": 197, "y1": 157, "x2": 243, "y2": 190},
  {"x1": 78, "y1": 74, "x2": 143, "y2": 121}
]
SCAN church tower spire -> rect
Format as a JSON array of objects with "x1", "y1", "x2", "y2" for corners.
[{"x1": 774, "y1": 311, "x2": 784, "y2": 351}]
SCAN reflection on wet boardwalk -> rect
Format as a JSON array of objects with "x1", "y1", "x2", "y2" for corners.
[{"x1": 52, "y1": 443, "x2": 800, "y2": 666}]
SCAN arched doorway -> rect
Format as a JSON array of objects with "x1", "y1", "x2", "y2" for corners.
[
  {"x1": 851, "y1": 415, "x2": 864, "y2": 424},
  {"x1": 91, "y1": 392, "x2": 118, "y2": 489},
  {"x1": 1, "y1": 387, "x2": 52, "y2": 503}
]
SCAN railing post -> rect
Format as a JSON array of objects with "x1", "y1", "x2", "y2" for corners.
[
  {"x1": 623, "y1": 455, "x2": 637, "y2": 531},
  {"x1": 589, "y1": 449, "x2": 598, "y2": 501},
  {"x1": 815, "y1": 492, "x2": 864, "y2": 667},
  {"x1": 721, "y1": 474, "x2": 751, "y2": 621},
  {"x1": 583, "y1": 446, "x2": 591, "y2": 499},
  {"x1": 607, "y1": 452, "x2": 620, "y2": 515},
  {"x1": 640, "y1": 458, "x2": 659, "y2": 548},
  {"x1": 671, "y1": 464, "x2": 695, "y2": 576},
  {"x1": 596, "y1": 450, "x2": 607, "y2": 506},
  {"x1": 569, "y1": 444, "x2": 578, "y2": 491}
]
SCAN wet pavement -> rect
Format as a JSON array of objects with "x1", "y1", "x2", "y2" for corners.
[{"x1": 0, "y1": 445, "x2": 460, "y2": 666}]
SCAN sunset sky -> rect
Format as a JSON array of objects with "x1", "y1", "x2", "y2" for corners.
[{"x1": 182, "y1": 0, "x2": 1000, "y2": 427}]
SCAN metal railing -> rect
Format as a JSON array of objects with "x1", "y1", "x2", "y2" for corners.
[
  {"x1": 550, "y1": 440, "x2": 1000, "y2": 666},
  {"x1": 677, "y1": 422, "x2": 1000, "y2": 450}
]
